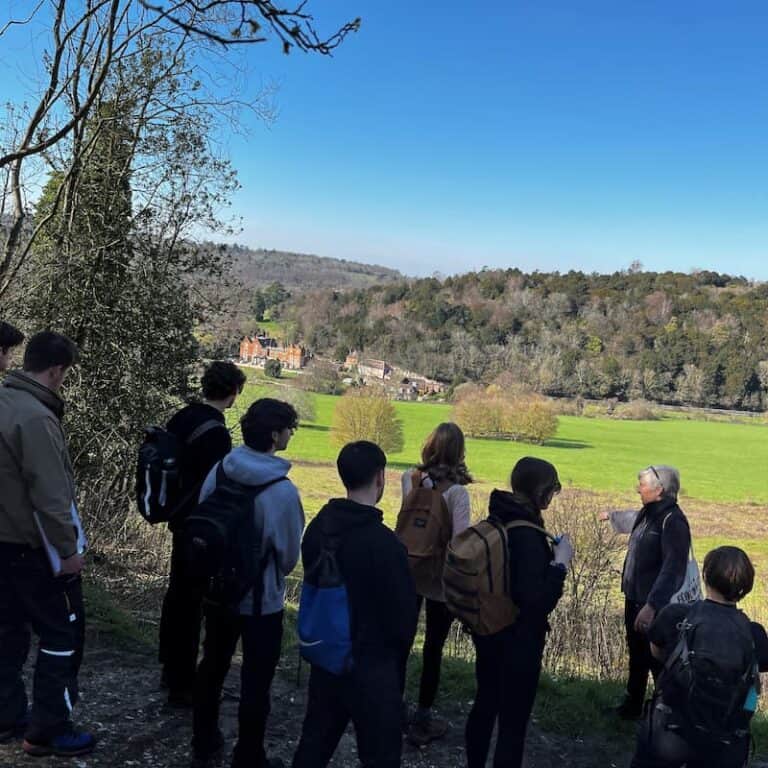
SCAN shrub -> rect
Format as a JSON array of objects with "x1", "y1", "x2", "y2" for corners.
[
  {"x1": 454, "y1": 390, "x2": 558, "y2": 444},
  {"x1": 612, "y1": 399, "x2": 660, "y2": 421},
  {"x1": 264, "y1": 359, "x2": 282, "y2": 378},
  {"x1": 331, "y1": 389, "x2": 404, "y2": 453},
  {"x1": 265, "y1": 386, "x2": 316, "y2": 422},
  {"x1": 299, "y1": 360, "x2": 344, "y2": 395}
]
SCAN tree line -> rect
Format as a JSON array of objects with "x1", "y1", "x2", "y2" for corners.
[{"x1": 281, "y1": 267, "x2": 768, "y2": 411}]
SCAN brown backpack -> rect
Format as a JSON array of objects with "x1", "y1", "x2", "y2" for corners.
[
  {"x1": 443, "y1": 518, "x2": 554, "y2": 635},
  {"x1": 395, "y1": 471, "x2": 453, "y2": 600}
]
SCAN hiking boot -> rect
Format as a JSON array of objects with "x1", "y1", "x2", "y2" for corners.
[
  {"x1": 407, "y1": 715, "x2": 449, "y2": 746},
  {"x1": 23, "y1": 729, "x2": 96, "y2": 757}
]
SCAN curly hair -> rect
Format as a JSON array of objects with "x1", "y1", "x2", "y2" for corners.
[
  {"x1": 417, "y1": 422, "x2": 473, "y2": 485},
  {"x1": 201, "y1": 361, "x2": 247, "y2": 401}
]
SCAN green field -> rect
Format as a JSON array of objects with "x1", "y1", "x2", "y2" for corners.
[{"x1": 230, "y1": 385, "x2": 768, "y2": 504}]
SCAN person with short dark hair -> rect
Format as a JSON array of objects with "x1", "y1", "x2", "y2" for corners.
[
  {"x1": 0, "y1": 321, "x2": 24, "y2": 372},
  {"x1": 630, "y1": 546, "x2": 768, "y2": 768},
  {"x1": 193, "y1": 398, "x2": 303, "y2": 768},
  {"x1": 292, "y1": 441, "x2": 418, "y2": 768},
  {"x1": 158, "y1": 360, "x2": 247, "y2": 706},
  {"x1": 0, "y1": 331, "x2": 94, "y2": 757},
  {"x1": 465, "y1": 457, "x2": 573, "y2": 768},
  {"x1": 601, "y1": 465, "x2": 691, "y2": 720}
]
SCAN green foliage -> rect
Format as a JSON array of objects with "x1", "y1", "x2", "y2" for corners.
[
  {"x1": 265, "y1": 386, "x2": 316, "y2": 422},
  {"x1": 299, "y1": 360, "x2": 344, "y2": 395},
  {"x1": 264, "y1": 359, "x2": 282, "y2": 378},
  {"x1": 282, "y1": 267, "x2": 768, "y2": 412},
  {"x1": 330, "y1": 390, "x2": 404, "y2": 453}
]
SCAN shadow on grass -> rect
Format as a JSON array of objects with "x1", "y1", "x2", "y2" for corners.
[
  {"x1": 544, "y1": 438, "x2": 592, "y2": 450},
  {"x1": 300, "y1": 423, "x2": 331, "y2": 432}
]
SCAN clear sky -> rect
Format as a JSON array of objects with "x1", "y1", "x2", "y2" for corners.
[{"x1": 3, "y1": 1, "x2": 768, "y2": 279}]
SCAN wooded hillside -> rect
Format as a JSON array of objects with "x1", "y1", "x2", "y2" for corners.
[{"x1": 282, "y1": 267, "x2": 768, "y2": 411}]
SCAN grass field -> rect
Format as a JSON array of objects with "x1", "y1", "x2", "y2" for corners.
[{"x1": 229, "y1": 384, "x2": 768, "y2": 504}]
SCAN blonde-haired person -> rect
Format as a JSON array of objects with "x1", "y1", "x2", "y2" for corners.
[
  {"x1": 600, "y1": 465, "x2": 691, "y2": 720},
  {"x1": 400, "y1": 422, "x2": 472, "y2": 745}
]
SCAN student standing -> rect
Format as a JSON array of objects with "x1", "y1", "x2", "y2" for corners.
[
  {"x1": 631, "y1": 546, "x2": 768, "y2": 768},
  {"x1": 192, "y1": 399, "x2": 304, "y2": 768},
  {"x1": 293, "y1": 441, "x2": 418, "y2": 768},
  {"x1": 0, "y1": 332, "x2": 94, "y2": 757},
  {"x1": 399, "y1": 422, "x2": 472, "y2": 744},
  {"x1": 158, "y1": 360, "x2": 246, "y2": 706},
  {"x1": 465, "y1": 457, "x2": 573, "y2": 768}
]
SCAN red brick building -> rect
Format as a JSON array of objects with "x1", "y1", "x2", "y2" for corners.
[{"x1": 239, "y1": 334, "x2": 308, "y2": 370}]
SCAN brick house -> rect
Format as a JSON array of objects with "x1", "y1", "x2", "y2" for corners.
[{"x1": 239, "y1": 333, "x2": 309, "y2": 370}]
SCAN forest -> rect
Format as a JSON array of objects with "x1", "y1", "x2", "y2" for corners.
[{"x1": 279, "y1": 267, "x2": 768, "y2": 411}]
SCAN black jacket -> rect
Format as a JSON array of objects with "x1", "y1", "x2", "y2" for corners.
[
  {"x1": 166, "y1": 402, "x2": 230, "y2": 530},
  {"x1": 621, "y1": 497, "x2": 690, "y2": 610},
  {"x1": 488, "y1": 490, "x2": 565, "y2": 631},
  {"x1": 302, "y1": 498, "x2": 417, "y2": 662}
]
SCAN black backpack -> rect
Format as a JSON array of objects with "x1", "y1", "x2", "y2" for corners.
[
  {"x1": 182, "y1": 462, "x2": 286, "y2": 611},
  {"x1": 660, "y1": 601, "x2": 760, "y2": 746},
  {"x1": 136, "y1": 419, "x2": 223, "y2": 524}
]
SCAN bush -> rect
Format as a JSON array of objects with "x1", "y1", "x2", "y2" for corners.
[
  {"x1": 453, "y1": 390, "x2": 558, "y2": 444},
  {"x1": 264, "y1": 359, "x2": 282, "y2": 378},
  {"x1": 331, "y1": 389, "x2": 404, "y2": 453},
  {"x1": 299, "y1": 360, "x2": 344, "y2": 395},
  {"x1": 612, "y1": 400, "x2": 660, "y2": 421},
  {"x1": 265, "y1": 386, "x2": 316, "y2": 422}
]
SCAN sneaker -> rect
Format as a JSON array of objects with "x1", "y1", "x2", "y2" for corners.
[
  {"x1": 23, "y1": 729, "x2": 96, "y2": 757},
  {"x1": 407, "y1": 715, "x2": 449, "y2": 746}
]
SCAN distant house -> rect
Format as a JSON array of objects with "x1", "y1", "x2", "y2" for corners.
[
  {"x1": 239, "y1": 332, "x2": 309, "y2": 370},
  {"x1": 358, "y1": 358, "x2": 392, "y2": 381}
]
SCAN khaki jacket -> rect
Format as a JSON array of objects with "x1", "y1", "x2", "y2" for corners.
[{"x1": 0, "y1": 371, "x2": 78, "y2": 557}]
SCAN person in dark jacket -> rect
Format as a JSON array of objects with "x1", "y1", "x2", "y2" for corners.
[
  {"x1": 631, "y1": 546, "x2": 768, "y2": 768},
  {"x1": 158, "y1": 360, "x2": 246, "y2": 706},
  {"x1": 0, "y1": 321, "x2": 24, "y2": 372},
  {"x1": 292, "y1": 441, "x2": 418, "y2": 768},
  {"x1": 601, "y1": 465, "x2": 691, "y2": 719},
  {"x1": 465, "y1": 457, "x2": 573, "y2": 768}
]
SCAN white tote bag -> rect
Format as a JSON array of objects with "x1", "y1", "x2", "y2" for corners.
[{"x1": 664, "y1": 513, "x2": 702, "y2": 605}]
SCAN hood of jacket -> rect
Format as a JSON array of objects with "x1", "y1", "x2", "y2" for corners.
[
  {"x1": 488, "y1": 489, "x2": 546, "y2": 528},
  {"x1": 315, "y1": 497, "x2": 383, "y2": 536},
  {"x1": 2, "y1": 370, "x2": 65, "y2": 419},
  {"x1": 221, "y1": 444, "x2": 291, "y2": 486}
]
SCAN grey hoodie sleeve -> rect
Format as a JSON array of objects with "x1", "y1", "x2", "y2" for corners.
[{"x1": 272, "y1": 486, "x2": 305, "y2": 576}]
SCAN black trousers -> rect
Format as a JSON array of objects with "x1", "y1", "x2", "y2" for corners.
[
  {"x1": 630, "y1": 698, "x2": 749, "y2": 768},
  {"x1": 158, "y1": 531, "x2": 206, "y2": 695},
  {"x1": 465, "y1": 623, "x2": 547, "y2": 768},
  {"x1": 0, "y1": 544, "x2": 85, "y2": 742},
  {"x1": 193, "y1": 606, "x2": 283, "y2": 767},
  {"x1": 292, "y1": 656, "x2": 403, "y2": 768},
  {"x1": 625, "y1": 600, "x2": 663, "y2": 710},
  {"x1": 399, "y1": 596, "x2": 455, "y2": 709}
]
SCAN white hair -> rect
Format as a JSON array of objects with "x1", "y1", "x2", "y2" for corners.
[{"x1": 638, "y1": 465, "x2": 680, "y2": 498}]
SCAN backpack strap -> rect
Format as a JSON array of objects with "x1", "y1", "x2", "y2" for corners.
[
  {"x1": 503, "y1": 519, "x2": 557, "y2": 543},
  {"x1": 187, "y1": 418, "x2": 228, "y2": 445}
]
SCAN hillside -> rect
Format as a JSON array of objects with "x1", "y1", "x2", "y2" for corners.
[{"x1": 280, "y1": 267, "x2": 768, "y2": 412}]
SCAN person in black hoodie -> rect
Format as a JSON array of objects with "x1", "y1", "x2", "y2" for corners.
[
  {"x1": 600, "y1": 465, "x2": 690, "y2": 720},
  {"x1": 158, "y1": 360, "x2": 246, "y2": 706},
  {"x1": 292, "y1": 441, "x2": 417, "y2": 768},
  {"x1": 465, "y1": 457, "x2": 573, "y2": 768}
]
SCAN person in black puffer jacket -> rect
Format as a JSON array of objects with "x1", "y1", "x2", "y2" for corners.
[
  {"x1": 465, "y1": 457, "x2": 574, "y2": 768},
  {"x1": 601, "y1": 465, "x2": 691, "y2": 720}
]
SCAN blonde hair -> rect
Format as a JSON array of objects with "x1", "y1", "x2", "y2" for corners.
[{"x1": 418, "y1": 422, "x2": 473, "y2": 485}]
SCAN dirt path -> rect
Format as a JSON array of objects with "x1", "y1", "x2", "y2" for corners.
[{"x1": 0, "y1": 640, "x2": 639, "y2": 768}]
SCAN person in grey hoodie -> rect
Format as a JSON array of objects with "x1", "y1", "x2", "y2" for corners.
[{"x1": 192, "y1": 398, "x2": 304, "y2": 768}]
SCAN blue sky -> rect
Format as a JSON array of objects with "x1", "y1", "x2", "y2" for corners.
[{"x1": 3, "y1": 1, "x2": 768, "y2": 279}]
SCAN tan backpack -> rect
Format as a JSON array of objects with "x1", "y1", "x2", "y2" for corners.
[
  {"x1": 443, "y1": 519, "x2": 554, "y2": 635},
  {"x1": 395, "y1": 471, "x2": 453, "y2": 600}
]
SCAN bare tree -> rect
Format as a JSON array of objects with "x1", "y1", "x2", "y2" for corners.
[{"x1": 0, "y1": 0, "x2": 360, "y2": 298}]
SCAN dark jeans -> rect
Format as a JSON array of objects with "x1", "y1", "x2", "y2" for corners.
[
  {"x1": 465, "y1": 623, "x2": 547, "y2": 768},
  {"x1": 292, "y1": 656, "x2": 402, "y2": 768},
  {"x1": 0, "y1": 544, "x2": 85, "y2": 742},
  {"x1": 625, "y1": 599, "x2": 663, "y2": 710},
  {"x1": 409, "y1": 596, "x2": 454, "y2": 709},
  {"x1": 630, "y1": 698, "x2": 749, "y2": 768},
  {"x1": 193, "y1": 606, "x2": 283, "y2": 767},
  {"x1": 159, "y1": 531, "x2": 206, "y2": 695}
]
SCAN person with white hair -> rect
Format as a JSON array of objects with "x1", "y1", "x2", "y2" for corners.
[{"x1": 600, "y1": 465, "x2": 691, "y2": 720}]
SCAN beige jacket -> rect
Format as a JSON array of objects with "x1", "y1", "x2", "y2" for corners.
[{"x1": 0, "y1": 371, "x2": 78, "y2": 557}]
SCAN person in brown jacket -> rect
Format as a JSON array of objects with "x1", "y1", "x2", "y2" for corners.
[{"x1": 0, "y1": 331, "x2": 95, "y2": 758}]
